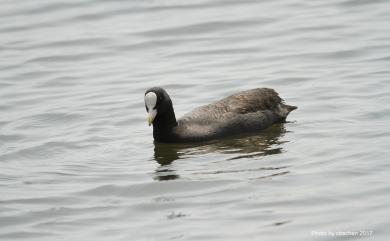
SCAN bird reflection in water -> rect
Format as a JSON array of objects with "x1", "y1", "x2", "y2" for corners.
[{"x1": 153, "y1": 123, "x2": 289, "y2": 181}]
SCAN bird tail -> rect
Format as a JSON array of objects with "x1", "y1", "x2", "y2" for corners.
[
  {"x1": 285, "y1": 104, "x2": 297, "y2": 112},
  {"x1": 277, "y1": 103, "x2": 297, "y2": 118}
]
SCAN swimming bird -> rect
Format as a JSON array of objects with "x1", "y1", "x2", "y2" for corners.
[{"x1": 144, "y1": 87, "x2": 296, "y2": 143}]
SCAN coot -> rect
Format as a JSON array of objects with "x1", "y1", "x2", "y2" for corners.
[{"x1": 144, "y1": 87, "x2": 296, "y2": 143}]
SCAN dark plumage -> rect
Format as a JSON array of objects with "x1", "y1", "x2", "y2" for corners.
[{"x1": 144, "y1": 87, "x2": 297, "y2": 143}]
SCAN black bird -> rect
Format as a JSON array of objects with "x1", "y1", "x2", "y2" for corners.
[{"x1": 144, "y1": 87, "x2": 296, "y2": 143}]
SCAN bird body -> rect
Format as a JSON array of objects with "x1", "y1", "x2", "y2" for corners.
[{"x1": 144, "y1": 87, "x2": 296, "y2": 143}]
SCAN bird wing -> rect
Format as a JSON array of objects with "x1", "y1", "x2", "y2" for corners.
[{"x1": 179, "y1": 88, "x2": 283, "y2": 123}]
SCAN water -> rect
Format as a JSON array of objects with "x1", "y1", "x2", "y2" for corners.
[{"x1": 1, "y1": 0, "x2": 390, "y2": 240}]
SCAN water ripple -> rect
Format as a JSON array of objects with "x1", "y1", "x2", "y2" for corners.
[{"x1": 1, "y1": 0, "x2": 390, "y2": 240}]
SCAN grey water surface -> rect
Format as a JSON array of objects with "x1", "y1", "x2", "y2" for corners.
[{"x1": 1, "y1": 0, "x2": 390, "y2": 240}]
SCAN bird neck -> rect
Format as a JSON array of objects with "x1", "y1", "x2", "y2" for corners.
[{"x1": 152, "y1": 105, "x2": 178, "y2": 142}]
